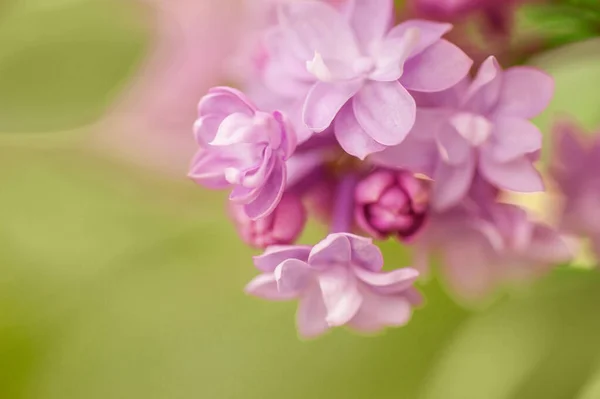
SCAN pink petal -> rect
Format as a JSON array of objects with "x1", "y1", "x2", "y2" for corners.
[
  {"x1": 403, "y1": 287, "x2": 425, "y2": 307},
  {"x1": 353, "y1": 266, "x2": 419, "y2": 294},
  {"x1": 244, "y1": 157, "x2": 287, "y2": 219},
  {"x1": 354, "y1": 170, "x2": 395, "y2": 204},
  {"x1": 370, "y1": 30, "x2": 421, "y2": 82},
  {"x1": 296, "y1": 284, "x2": 330, "y2": 338},
  {"x1": 400, "y1": 39, "x2": 473, "y2": 93},
  {"x1": 308, "y1": 233, "x2": 352, "y2": 266},
  {"x1": 271, "y1": 194, "x2": 307, "y2": 243},
  {"x1": 188, "y1": 150, "x2": 229, "y2": 189},
  {"x1": 479, "y1": 155, "x2": 544, "y2": 193},
  {"x1": 488, "y1": 204, "x2": 532, "y2": 251},
  {"x1": 263, "y1": 27, "x2": 312, "y2": 80},
  {"x1": 275, "y1": 259, "x2": 313, "y2": 294},
  {"x1": 303, "y1": 80, "x2": 363, "y2": 132},
  {"x1": 441, "y1": 229, "x2": 499, "y2": 301},
  {"x1": 278, "y1": 1, "x2": 359, "y2": 61},
  {"x1": 236, "y1": 147, "x2": 275, "y2": 189},
  {"x1": 463, "y1": 56, "x2": 503, "y2": 114},
  {"x1": 431, "y1": 158, "x2": 476, "y2": 211},
  {"x1": 368, "y1": 135, "x2": 438, "y2": 175},
  {"x1": 436, "y1": 124, "x2": 472, "y2": 165},
  {"x1": 527, "y1": 225, "x2": 572, "y2": 265},
  {"x1": 210, "y1": 113, "x2": 262, "y2": 146},
  {"x1": 253, "y1": 245, "x2": 312, "y2": 273},
  {"x1": 347, "y1": 0, "x2": 394, "y2": 50},
  {"x1": 229, "y1": 185, "x2": 261, "y2": 204},
  {"x1": 345, "y1": 234, "x2": 385, "y2": 271},
  {"x1": 495, "y1": 67, "x2": 554, "y2": 119},
  {"x1": 490, "y1": 117, "x2": 542, "y2": 163},
  {"x1": 334, "y1": 102, "x2": 386, "y2": 160},
  {"x1": 245, "y1": 274, "x2": 297, "y2": 301},
  {"x1": 348, "y1": 289, "x2": 413, "y2": 333},
  {"x1": 263, "y1": 57, "x2": 314, "y2": 97},
  {"x1": 193, "y1": 115, "x2": 221, "y2": 145},
  {"x1": 552, "y1": 121, "x2": 587, "y2": 172},
  {"x1": 353, "y1": 81, "x2": 416, "y2": 146},
  {"x1": 386, "y1": 20, "x2": 453, "y2": 57},
  {"x1": 199, "y1": 87, "x2": 256, "y2": 117},
  {"x1": 318, "y1": 267, "x2": 362, "y2": 326},
  {"x1": 286, "y1": 150, "x2": 327, "y2": 187}
]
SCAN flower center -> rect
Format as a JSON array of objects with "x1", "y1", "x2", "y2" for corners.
[
  {"x1": 450, "y1": 112, "x2": 493, "y2": 147},
  {"x1": 306, "y1": 52, "x2": 373, "y2": 82}
]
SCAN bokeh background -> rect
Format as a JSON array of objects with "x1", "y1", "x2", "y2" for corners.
[{"x1": 1, "y1": 0, "x2": 600, "y2": 398}]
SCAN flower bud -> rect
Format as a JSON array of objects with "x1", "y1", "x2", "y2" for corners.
[
  {"x1": 354, "y1": 170, "x2": 429, "y2": 241},
  {"x1": 229, "y1": 193, "x2": 307, "y2": 249}
]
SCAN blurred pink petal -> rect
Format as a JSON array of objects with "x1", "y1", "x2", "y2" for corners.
[{"x1": 94, "y1": 0, "x2": 246, "y2": 175}]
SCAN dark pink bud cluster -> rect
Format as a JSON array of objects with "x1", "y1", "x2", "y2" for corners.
[{"x1": 355, "y1": 170, "x2": 429, "y2": 241}]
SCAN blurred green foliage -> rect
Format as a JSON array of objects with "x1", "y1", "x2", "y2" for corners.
[
  {"x1": 523, "y1": 0, "x2": 600, "y2": 48},
  {"x1": 0, "y1": 1, "x2": 600, "y2": 399},
  {"x1": 0, "y1": 0, "x2": 147, "y2": 133}
]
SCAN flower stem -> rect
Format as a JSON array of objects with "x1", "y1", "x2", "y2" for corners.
[{"x1": 330, "y1": 173, "x2": 357, "y2": 234}]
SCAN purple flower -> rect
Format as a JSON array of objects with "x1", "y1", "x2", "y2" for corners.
[
  {"x1": 416, "y1": 199, "x2": 571, "y2": 301},
  {"x1": 245, "y1": 233, "x2": 422, "y2": 338},
  {"x1": 355, "y1": 169, "x2": 429, "y2": 241},
  {"x1": 551, "y1": 121, "x2": 600, "y2": 258},
  {"x1": 373, "y1": 56, "x2": 553, "y2": 210},
  {"x1": 265, "y1": 0, "x2": 472, "y2": 159},
  {"x1": 229, "y1": 192, "x2": 307, "y2": 249},
  {"x1": 188, "y1": 87, "x2": 297, "y2": 219}
]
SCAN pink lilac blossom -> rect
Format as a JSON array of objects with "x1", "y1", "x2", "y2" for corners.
[
  {"x1": 355, "y1": 169, "x2": 429, "y2": 241},
  {"x1": 229, "y1": 192, "x2": 307, "y2": 248},
  {"x1": 373, "y1": 56, "x2": 553, "y2": 211},
  {"x1": 551, "y1": 122, "x2": 600, "y2": 259},
  {"x1": 265, "y1": 0, "x2": 472, "y2": 159},
  {"x1": 245, "y1": 233, "x2": 422, "y2": 337},
  {"x1": 415, "y1": 196, "x2": 571, "y2": 301},
  {"x1": 188, "y1": 87, "x2": 297, "y2": 219}
]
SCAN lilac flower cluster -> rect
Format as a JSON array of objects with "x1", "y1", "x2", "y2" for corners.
[{"x1": 189, "y1": 0, "x2": 571, "y2": 337}]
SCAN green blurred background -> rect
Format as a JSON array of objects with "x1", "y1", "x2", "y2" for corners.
[{"x1": 1, "y1": 1, "x2": 600, "y2": 398}]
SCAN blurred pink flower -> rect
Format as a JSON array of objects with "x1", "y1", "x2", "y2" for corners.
[
  {"x1": 551, "y1": 121, "x2": 600, "y2": 258},
  {"x1": 94, "y1": 0, "x2": 246, "y2": 175},
  {"x1": 416, "y1": 200, "x2": 571, "y2": 301}
]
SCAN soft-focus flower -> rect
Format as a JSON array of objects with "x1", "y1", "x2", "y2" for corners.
[
  {"x1": 373, "y1": 56, "x2": 553, "y2": 210},
  {"x1": 551, "y1": 121, "x2": 600, "y2": 258},
  {"x1": 188, "y1": 87, "x2": 297, "y2": 219},
  {"x1": 265, "y1": 0, "x2": 472, "y2": 159},
  {"x1": 97, "y1": 0, "x2": 245, "y2": 176},
  {"x1": 355, "y1": 169, "x2": 429, "y2": 241},
  {"x1": 416, "y1": 199, "x2": 571, "y2": 301},
  {"x1": 229, "y1": 192, "x2": 307, "y2": 248},
  {"x1": 245, "y1": 233, "x2": 422, "y2": 337},
  {"x1": 412, "y1": 0, "x2": 522, "y2": 36}
]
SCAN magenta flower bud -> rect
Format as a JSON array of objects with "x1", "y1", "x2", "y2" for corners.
[
  {"x1": 229, "y1": 193, "x2": 307, "y2": 249},
  {"x1": 355, "y1": 170, "x2": 429, "y2": 241}
]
